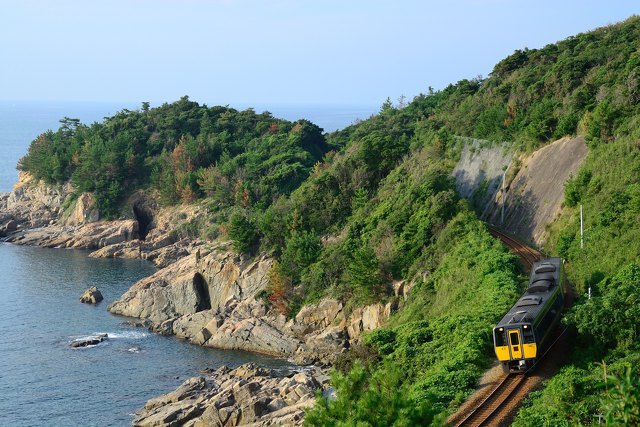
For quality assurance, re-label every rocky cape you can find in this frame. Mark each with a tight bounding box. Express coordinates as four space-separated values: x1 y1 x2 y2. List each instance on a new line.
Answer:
1 172 403 426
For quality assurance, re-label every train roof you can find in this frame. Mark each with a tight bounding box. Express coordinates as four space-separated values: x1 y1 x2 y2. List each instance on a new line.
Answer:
494 257 563 329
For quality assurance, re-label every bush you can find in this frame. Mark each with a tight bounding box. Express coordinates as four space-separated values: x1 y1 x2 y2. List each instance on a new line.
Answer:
304 361 441 427
603 366 640 426
265 261 293 316
569 264 640 354
280 230 322 281
227 212 259 254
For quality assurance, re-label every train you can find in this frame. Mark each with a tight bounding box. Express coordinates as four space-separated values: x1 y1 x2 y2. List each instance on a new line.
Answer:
493 257 565 373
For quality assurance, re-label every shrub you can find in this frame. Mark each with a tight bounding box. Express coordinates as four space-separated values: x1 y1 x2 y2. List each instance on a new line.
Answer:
227 212 259 254
305 361 441 427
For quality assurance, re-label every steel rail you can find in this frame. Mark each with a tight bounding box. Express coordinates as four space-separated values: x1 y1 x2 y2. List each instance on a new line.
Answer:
453 227 560 427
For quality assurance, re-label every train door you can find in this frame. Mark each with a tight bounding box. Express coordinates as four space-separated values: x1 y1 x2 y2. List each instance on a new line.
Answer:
508 329 523 359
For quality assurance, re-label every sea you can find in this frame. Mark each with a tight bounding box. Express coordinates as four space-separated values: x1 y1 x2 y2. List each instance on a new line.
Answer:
0 101 377 426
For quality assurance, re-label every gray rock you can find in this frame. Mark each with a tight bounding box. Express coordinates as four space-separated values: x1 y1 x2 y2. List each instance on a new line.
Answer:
70 333 108 348
133 364 325 427
79 286 103 304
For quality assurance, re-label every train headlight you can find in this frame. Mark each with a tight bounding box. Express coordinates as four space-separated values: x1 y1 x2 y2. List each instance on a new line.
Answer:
524 325 528 329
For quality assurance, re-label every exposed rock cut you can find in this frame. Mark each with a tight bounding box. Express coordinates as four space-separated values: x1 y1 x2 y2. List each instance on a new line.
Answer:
453 136 589 246
452 139 513 214
482 136 588 245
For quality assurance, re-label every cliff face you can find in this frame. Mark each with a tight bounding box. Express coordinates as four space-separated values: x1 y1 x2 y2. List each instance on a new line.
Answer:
454 136 588 246
483 136 588 246
452 139 513 214
1 172 71 230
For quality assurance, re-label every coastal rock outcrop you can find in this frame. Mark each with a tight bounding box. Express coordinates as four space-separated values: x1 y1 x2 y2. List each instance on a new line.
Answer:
108 244 396 364
108 245 271 324
0 192 8 210
3 172 71 229
80 286 103 304
346 301 396 342
7 219 139 249
1 175 189 267
133 363 328 427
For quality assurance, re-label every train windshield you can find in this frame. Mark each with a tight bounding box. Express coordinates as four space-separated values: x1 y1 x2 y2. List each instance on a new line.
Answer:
494 328 506 346
523 325 535 343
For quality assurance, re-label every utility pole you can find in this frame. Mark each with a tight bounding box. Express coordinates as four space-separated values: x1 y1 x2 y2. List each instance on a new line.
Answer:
580 204 584 249
501 162 511 226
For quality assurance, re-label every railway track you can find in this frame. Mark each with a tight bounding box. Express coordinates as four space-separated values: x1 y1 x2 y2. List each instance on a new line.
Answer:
488 226 541 270
450 227 548 427
453 326 567 427
453 374 526 427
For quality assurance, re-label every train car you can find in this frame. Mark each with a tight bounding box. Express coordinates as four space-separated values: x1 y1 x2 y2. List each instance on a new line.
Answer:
493 257 564 373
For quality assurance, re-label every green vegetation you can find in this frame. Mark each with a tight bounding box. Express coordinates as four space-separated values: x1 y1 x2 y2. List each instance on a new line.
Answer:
19 96 330 218
302 16 640 426
511 137 640 425
17 15 640 425
305 360 442 426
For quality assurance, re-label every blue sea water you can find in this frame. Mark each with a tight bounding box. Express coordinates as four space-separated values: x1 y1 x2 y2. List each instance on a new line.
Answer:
0 101 377 426
0 244 290 426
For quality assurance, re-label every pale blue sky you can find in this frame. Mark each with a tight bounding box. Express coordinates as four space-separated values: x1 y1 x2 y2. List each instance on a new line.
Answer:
0 1 637 107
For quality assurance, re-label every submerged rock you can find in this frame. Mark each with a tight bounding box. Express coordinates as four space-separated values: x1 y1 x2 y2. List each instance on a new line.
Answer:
80 287 103 304
70 333 108 348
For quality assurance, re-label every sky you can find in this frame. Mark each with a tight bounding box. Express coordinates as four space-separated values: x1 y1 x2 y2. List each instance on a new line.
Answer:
0 0 638 108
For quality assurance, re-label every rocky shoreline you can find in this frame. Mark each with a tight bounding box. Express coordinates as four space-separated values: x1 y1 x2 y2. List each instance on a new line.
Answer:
0 173 405 426
133 364 329 427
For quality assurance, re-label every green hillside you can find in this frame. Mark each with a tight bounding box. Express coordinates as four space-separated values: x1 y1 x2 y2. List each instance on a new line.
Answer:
18 15 640 425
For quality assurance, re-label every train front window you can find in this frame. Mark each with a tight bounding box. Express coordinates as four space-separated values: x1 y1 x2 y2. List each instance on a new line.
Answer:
523 325 535 343
510 331 519 345
494 329 506 346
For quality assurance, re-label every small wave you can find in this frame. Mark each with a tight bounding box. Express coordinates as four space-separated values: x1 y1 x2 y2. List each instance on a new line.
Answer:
71 343 101 350
69 333 108 342
103 331 150 340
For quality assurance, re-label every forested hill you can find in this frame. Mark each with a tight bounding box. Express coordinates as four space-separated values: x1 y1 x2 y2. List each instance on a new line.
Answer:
19 15 640 425
18 98 330 217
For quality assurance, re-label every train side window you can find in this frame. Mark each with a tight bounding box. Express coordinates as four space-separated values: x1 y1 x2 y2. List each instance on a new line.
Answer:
495 329 506 346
